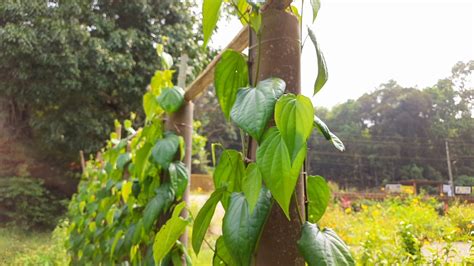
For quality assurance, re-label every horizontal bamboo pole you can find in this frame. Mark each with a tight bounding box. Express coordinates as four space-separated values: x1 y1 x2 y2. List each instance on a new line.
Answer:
184 26 249 101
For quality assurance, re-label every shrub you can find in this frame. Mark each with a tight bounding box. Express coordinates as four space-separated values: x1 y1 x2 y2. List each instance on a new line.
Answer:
0 176 67 229
447 202 474 239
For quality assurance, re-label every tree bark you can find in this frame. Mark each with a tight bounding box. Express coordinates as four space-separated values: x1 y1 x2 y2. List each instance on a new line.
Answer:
249 7 305 266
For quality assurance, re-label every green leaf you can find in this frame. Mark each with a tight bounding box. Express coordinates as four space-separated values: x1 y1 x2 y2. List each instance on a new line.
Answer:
249 12 262 33
275 94 314 162
152 132 181 169
313 115 345 151
168 161 189 200
132 179 141 198
143 91 160 119
222 189 272 265
290 143 307 182
297 222 355 266
121 180 133 203
157 86 185 113
307 175 330 223
143 184 174 231
213 236 236 266
256 128 293 218
192 187 226 255
231 78 286 142
116 152 131 170
215 50 249 120
213 149 245 208
232 0 250 25
153 202 191 264
308 28 328 95
242 163 262 213
203 0 223 47
310 0 321 22
134 142 152 179
313 115 331 140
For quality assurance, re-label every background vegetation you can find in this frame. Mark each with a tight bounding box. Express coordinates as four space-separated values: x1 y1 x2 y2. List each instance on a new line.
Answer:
196 61 474 189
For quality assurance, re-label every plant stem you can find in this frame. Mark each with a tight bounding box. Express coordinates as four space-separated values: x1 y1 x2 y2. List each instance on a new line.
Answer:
253 32 262 87
240 129 246 160
204 238 229 265
293 191 304 225
230 1 249 24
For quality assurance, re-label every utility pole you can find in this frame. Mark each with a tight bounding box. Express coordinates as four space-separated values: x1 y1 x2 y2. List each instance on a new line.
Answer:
445 140 454 196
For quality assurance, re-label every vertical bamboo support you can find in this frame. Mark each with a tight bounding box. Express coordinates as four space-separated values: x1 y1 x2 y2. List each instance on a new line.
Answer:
165 54 193 252
165 101 193 247
251 7 305 266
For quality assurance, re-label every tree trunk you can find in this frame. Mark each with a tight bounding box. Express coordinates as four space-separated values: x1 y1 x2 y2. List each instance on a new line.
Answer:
249 7 305 266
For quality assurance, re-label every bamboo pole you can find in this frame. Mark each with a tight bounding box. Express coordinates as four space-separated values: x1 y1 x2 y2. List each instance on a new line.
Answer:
184 26 249 101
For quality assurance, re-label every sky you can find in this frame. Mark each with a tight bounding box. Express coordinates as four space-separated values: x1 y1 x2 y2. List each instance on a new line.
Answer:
210 0 474 108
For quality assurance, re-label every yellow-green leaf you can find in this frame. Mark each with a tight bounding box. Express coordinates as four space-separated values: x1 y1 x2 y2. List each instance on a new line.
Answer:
121 181 133 203
203 0 223 47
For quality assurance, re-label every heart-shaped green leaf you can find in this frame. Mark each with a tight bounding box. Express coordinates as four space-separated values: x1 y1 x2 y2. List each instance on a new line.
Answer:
256 127 294 218
142 184 174 231
242 162 262 214
157 86 185 113
222 189 272 265
153 202 191 264
298 222 355 266
314 115 345 152
192 187 225 255
168 161 189 200
213 149 245 208
307 175 330 223
151 132 181 169
308 28 328 95
275 94 314 162
215 49 248 119
213 236 236 266
143 91 161 119
231 78 285 142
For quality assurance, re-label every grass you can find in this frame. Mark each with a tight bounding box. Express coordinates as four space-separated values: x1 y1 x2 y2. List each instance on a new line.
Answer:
1 194 472 265
0 224 68 265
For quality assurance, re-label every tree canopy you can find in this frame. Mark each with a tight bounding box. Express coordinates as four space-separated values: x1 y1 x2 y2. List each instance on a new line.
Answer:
0 0 210 163
308 61 474 189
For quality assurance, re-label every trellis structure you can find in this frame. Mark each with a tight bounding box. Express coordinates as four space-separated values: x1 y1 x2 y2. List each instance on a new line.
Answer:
168 3 306 264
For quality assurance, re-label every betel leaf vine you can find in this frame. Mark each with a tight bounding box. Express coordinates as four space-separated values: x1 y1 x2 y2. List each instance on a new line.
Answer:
197 0 354 265
231 78 285 142
66 48 196 265
308 27 328 95
215 49 249 119
297 222 355 265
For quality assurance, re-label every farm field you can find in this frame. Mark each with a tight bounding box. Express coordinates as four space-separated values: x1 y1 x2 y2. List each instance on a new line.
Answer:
2 194 472 265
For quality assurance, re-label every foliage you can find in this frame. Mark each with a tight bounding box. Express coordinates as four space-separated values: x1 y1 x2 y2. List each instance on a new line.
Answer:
0 0 211 163
0 222 69 265
319 196 474 264
309 61 474 189
194 1 352 265
66 58 193 264
0 176 67 229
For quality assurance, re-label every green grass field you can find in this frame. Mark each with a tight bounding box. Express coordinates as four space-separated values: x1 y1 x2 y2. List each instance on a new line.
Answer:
1 195 472 265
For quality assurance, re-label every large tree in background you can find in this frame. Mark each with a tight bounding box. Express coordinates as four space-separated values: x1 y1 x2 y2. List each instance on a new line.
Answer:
309 61 474 189
0 0 210 164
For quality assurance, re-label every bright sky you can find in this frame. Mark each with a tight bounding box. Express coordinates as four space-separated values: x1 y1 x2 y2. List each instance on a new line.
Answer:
210 0 474 108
